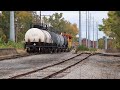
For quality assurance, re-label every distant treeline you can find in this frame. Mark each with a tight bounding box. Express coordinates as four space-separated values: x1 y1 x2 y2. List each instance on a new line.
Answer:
0 11 78 43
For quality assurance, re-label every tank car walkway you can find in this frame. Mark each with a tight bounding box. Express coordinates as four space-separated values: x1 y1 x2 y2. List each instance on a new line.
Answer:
60 53 120 79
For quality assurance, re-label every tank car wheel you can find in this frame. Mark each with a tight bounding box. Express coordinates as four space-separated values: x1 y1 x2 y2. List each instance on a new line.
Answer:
65 48 67 52
61 49 63 52
53 48 56 53
63 49 65 52
54 49 57 53
38 48 41 54
53 48 55 53
57 49 59 53
40 48 43 54
58 48 61 53
60 49 62 52
50 48 53 54
35 48 39 53
67 48 70 52
44 48 47 54
46 48 49 54
26 48 30 53
43 48 46 54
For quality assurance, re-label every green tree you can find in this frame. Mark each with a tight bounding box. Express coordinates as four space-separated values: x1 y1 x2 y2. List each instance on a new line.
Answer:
0 28 6 42
99 11 120 49
0 11 10 42
0 11 35 42
43 13 78 41
15 11 34 42
48 13 65 32
98 38 104 49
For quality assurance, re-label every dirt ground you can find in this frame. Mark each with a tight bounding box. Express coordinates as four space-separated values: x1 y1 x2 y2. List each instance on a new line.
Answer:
60 54 120 79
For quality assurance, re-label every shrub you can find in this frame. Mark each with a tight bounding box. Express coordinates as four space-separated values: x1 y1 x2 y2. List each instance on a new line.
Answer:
0 39 24 49
76 45 89 51
89 48 97 51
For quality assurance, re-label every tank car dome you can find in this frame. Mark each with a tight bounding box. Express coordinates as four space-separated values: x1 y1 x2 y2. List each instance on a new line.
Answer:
25 28 45 42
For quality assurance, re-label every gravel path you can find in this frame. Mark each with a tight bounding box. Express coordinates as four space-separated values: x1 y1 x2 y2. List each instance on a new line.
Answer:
1 52 120 79
0 52 76 79
60 54 120 79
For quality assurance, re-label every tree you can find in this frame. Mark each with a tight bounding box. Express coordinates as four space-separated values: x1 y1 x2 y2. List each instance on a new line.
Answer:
15 11 34 42
48 13 65 32
0 11 35 42
99 11 120 49
0 11 10 42
43 13 78 41
0 28 6 42
98 38 104 49
0 12 79 43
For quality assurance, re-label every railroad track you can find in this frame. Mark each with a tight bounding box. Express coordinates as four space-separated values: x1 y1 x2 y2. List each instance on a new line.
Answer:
8 53 95 79
99 53 120 57
0 53 39 61
0 49 70 61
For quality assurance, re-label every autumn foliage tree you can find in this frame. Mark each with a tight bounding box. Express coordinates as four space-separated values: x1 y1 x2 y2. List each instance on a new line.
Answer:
42 13 78 41
15 11 34 42
0 11 34 42
0 11 10 42
0 12 78 43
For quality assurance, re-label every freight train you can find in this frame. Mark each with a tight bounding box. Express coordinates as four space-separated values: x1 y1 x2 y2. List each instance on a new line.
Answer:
24 24 72 53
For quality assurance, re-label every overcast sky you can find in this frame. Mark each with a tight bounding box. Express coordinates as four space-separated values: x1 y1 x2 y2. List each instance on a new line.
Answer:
37 11 108 40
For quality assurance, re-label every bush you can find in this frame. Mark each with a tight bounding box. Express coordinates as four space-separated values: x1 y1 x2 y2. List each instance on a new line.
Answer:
0 38 4 44
76 45 97 52
0 39 24 49
89 48 97 51
76 45 89 51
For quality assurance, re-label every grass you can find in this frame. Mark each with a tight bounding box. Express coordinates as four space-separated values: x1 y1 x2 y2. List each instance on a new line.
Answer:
76 45 89 51
0 39 24 49
76 45 97 52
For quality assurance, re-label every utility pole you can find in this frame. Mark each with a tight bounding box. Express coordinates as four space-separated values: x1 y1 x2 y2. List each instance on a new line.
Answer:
0 11 2 16
92 17 94 48
40 11 41 25
79 11 82 45
105 36 107 50
10 11 15 42
88 11 90 48
87 11 89 48
41 15 51 27
86 11 88 47
89 13 91 48
96 22 98 49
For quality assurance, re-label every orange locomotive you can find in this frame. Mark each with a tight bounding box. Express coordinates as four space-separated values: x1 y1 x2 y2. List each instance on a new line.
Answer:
62 32 73 50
